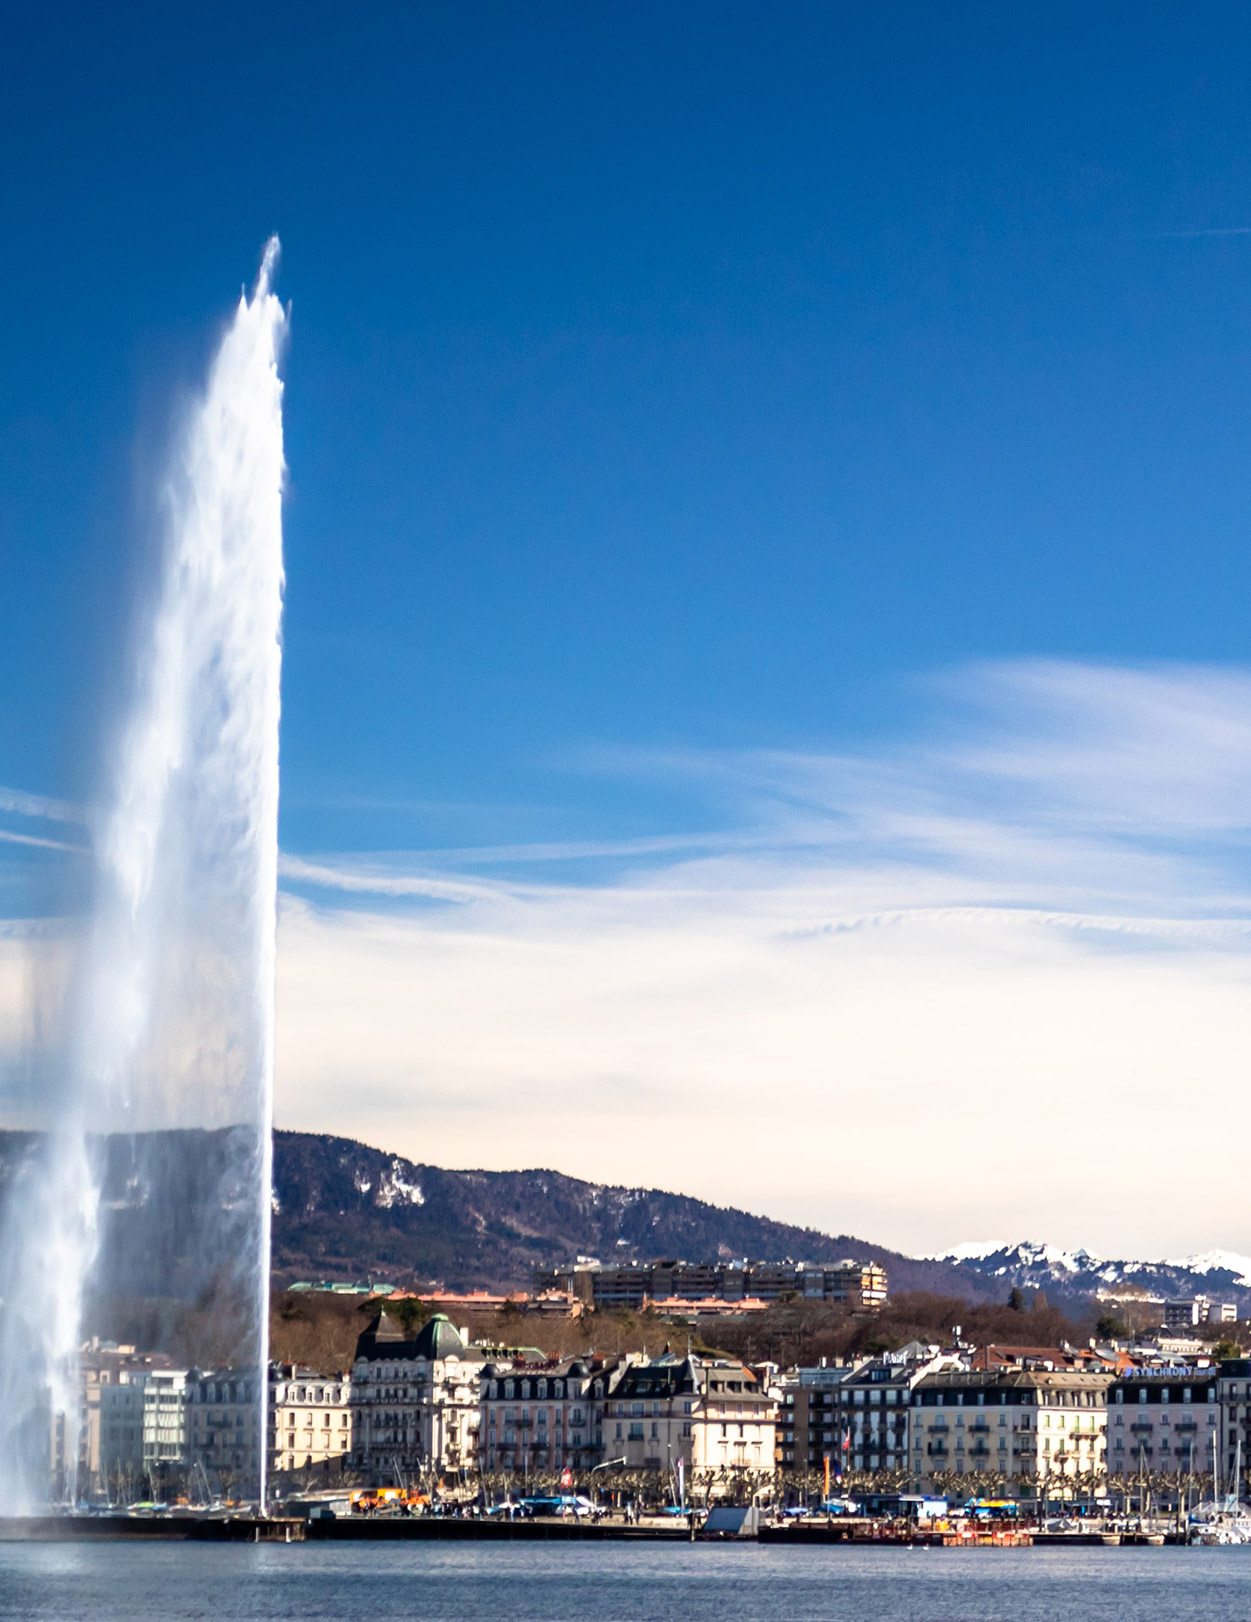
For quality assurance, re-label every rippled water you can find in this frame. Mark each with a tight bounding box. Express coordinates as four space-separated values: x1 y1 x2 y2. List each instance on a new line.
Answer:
2 1541 1250 1622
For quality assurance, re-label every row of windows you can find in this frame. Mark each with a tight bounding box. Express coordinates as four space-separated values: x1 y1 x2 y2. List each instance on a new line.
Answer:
1113 1387 1216 1404
788 1392 905 1411
614 1400 695 1417
490 1378 578 1400
490 1407 586 1425
917 1389 1101 1408
795 1381 1239 1411
192 1382 256 1404
1111 1411 1215 1425
486 1374 754 1404
1112 1437 1204 1452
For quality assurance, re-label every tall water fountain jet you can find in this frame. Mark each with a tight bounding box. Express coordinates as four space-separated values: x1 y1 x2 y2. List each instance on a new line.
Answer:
0 243 287 1512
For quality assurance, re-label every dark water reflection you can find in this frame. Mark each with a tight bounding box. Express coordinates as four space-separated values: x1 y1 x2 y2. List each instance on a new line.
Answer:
1 1540 1248 1622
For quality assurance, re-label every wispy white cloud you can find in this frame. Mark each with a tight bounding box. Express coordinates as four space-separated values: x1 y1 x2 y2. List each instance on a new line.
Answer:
277 854 504 905
7 662 1251 1257
931 661 1251 838
0 783 88 854
271 662 1251 1258
0 786 86 826
0 828 83 854
273 662 1251 917
376 832 740 867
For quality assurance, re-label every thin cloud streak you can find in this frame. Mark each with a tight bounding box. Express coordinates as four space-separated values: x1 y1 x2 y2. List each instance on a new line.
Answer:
271 662 1251 1256
6 661 1251 1254
0 828 83 854
0 786 86 826
277 853 505 905
326 661 1251 921
371 832 741 867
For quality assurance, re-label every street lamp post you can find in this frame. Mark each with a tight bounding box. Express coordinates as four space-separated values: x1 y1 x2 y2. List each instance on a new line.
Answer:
589 1455 629 1516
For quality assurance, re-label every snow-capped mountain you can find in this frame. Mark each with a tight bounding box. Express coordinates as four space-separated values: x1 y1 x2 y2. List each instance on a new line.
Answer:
928 1240 1251 1310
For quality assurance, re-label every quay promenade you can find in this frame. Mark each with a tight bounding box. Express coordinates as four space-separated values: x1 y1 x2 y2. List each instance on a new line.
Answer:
0 1511 1195 1547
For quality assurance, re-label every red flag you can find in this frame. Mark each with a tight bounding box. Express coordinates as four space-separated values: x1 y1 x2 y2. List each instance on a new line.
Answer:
560 1467 573 1488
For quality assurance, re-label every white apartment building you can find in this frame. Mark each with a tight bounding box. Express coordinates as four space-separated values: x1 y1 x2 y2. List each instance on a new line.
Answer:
142 1369 190 1478
912 1369 1112 1491
350 1311 484 1483
269 1364 352 1476
605 1352 777 1481
1164 1298 1238 1329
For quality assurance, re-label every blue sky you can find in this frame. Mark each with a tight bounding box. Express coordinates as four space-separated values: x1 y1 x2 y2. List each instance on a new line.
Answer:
5 5 1251 1251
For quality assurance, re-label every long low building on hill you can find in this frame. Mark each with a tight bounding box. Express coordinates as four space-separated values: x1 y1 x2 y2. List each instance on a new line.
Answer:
534 1256 887 1310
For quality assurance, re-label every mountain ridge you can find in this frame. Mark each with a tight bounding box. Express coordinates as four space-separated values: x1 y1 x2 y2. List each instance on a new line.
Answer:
4 1126 1243 1312
269 1130 991 1298
930 1239 1251 1314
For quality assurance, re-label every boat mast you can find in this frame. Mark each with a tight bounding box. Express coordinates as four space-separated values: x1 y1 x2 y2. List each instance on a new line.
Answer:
1213 1428 1220 1512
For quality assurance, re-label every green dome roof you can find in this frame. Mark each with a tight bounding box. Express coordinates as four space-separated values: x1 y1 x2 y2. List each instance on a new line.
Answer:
354 1308 479 1365
411 1312 465 1360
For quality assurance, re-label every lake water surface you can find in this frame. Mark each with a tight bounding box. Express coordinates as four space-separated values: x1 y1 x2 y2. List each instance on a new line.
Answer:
2 1540 1249 1621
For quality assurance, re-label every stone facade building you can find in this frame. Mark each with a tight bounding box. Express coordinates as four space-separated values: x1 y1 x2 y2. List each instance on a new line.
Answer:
349 1311 484 1483
268 1364 352 1478
478 1356 612 1474
605 1352 777 1481
1217 1358 1251 1486
777 1347 958 1478
186 1367 262 1491
911 1368 1113 1491
1106 1367 1219 1482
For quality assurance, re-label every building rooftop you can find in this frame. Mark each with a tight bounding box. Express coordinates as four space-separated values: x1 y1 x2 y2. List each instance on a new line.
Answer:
354 1311 484 1364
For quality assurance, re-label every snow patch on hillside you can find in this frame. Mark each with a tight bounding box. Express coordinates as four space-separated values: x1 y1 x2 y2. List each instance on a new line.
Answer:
929 1240 1095 1272
376 1159 425 1208
1163 1250 1251 1286
928 1238 1251 1294
935 1240 1011 1262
